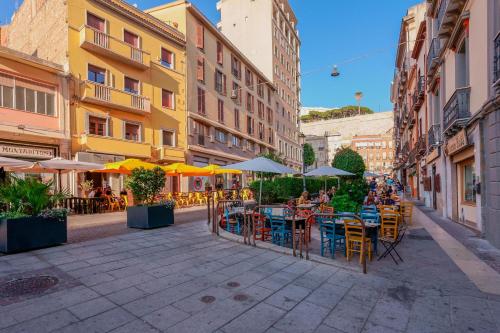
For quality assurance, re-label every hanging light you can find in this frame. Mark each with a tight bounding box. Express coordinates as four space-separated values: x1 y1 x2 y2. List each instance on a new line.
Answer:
331 65 340 77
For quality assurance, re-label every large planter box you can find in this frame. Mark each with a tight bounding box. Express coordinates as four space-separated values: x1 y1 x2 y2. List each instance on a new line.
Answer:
127 204 174 229
0 216 67 254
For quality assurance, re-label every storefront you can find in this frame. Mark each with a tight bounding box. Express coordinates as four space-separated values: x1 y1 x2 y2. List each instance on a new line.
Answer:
75 152 125 195
445 129 480 230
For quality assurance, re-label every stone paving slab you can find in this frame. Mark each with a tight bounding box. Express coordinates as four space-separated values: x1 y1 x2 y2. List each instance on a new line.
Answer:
0 217 500 333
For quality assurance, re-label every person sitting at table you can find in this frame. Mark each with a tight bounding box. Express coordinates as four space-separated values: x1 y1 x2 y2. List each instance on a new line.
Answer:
105 186 112 196
319 190 330 204
297 191 310 205
88 189 96 198
364 191 378 206
94 187 103 198
120 188 128 196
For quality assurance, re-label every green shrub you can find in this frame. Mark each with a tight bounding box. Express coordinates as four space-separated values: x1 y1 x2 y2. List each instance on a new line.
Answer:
126 167 166 205
331 194 359 213
336 178 369 204
332 147 366 178
0 176 67 217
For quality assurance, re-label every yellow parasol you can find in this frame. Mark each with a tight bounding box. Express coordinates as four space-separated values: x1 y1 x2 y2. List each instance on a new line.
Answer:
93 159 160 174
162 163 211 177
202 164 242 175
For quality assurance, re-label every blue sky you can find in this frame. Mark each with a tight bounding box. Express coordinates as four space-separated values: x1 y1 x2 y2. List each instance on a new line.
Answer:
2 0 421 111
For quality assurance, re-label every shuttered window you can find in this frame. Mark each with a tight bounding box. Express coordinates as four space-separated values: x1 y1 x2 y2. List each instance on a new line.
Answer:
161 48 174 69
196 24 204 49
162 89 174 109
197 56 205 82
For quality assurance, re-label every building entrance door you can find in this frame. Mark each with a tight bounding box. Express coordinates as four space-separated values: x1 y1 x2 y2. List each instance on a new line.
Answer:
432 165 437 210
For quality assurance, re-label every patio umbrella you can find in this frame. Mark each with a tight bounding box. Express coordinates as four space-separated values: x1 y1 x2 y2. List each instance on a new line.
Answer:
220 157 298 205
202 164 242 175
363 171 381 178
0 156 34 169
304 166 355 191
162 163 211 177
16 157 104 191
103 159 159 173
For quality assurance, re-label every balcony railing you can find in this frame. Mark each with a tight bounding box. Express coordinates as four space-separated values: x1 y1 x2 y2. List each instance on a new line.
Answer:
437 0 466 38
428 124 442 149
80 25 150 70
81 80 150 114
494 32 500 85
408 108 415 129
443 87 471 136
416 135 427 156
427 38 441 76
408 147 417 166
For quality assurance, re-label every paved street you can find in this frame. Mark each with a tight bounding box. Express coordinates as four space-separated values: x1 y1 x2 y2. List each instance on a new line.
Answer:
1 206 500 333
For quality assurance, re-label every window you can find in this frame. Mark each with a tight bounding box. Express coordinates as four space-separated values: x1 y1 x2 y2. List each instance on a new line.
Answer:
197 56 205 82
88 115 107 136
197 87 206 114
161 48 174 69
231 56 241 79
0 83 14 109
217 99 224 123
232 135 241 148
258 122 264 140
268 128 274 144
215 70 226 95
232 82 241 105
234 108 240 128
267 87 271 104
124 122 140 141
246 93 254 112
124 30 139 48
247 116 254 134
162 129 175 147
215 129 226 143
247 140 255 152
15 86 25 111
88 65 105 84
216 41 223 65
192 121 207 145
25 88 35 113
266 107 273 124
462 161 476 203
87 12 105 32
162 89 174 109
257 101 264 119
257 78 264 97
245 68 253 88
196 24 204 49
124 77 139 94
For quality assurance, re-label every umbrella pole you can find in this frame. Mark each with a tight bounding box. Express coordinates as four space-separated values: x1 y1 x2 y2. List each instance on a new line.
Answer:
58 169 62 193
259 172 263 207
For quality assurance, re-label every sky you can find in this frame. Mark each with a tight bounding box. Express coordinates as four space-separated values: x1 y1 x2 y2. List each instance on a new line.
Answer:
1 0 422 112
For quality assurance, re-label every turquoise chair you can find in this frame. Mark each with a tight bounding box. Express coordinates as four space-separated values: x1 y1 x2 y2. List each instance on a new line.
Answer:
318 215 345 258
269 215 291 247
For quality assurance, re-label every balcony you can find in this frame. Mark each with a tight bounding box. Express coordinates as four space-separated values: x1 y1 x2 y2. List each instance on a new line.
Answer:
80 25 150 70
408 147 417 166
81 80 151 115
408 108 415 129
402 142 409 160
428 124 442 149
437 0 467 38
416 135 427 157
412 75 425 112
443 87 470 136
427 38 441 77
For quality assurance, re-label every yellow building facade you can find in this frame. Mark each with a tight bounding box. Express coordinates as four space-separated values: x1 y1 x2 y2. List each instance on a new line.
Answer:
2 0 187 191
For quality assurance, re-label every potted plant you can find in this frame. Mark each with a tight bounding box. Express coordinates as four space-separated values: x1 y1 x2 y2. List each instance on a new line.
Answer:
79 179 93 198
0 177 68 254
126 167 175 229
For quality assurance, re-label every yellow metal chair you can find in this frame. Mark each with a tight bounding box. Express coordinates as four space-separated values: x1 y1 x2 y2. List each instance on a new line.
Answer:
106 195 120 212
194 192 207 205
120 195 128 210
344 219 372 263
380 212 400 240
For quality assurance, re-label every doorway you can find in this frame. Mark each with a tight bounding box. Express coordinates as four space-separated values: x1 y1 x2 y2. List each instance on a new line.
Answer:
432 165 437 210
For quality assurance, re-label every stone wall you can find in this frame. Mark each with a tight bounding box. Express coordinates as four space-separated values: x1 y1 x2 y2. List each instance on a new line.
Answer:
485 108 500 248
1 0 68 66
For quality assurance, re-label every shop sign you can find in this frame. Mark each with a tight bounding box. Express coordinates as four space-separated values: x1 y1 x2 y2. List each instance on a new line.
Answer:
0 143 55 159
426 148 440 164
446 129 468 156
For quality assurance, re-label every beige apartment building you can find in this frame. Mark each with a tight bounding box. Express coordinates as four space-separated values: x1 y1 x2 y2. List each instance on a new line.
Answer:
146 1 277 187
217 0 302 171
392 3 427 199
304 134 329 171
393 0 500 248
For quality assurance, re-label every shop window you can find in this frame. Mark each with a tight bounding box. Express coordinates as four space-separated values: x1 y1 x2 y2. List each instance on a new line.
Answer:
462 162 476 204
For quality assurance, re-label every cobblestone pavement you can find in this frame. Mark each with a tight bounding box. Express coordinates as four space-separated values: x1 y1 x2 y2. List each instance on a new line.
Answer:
1 214 500 332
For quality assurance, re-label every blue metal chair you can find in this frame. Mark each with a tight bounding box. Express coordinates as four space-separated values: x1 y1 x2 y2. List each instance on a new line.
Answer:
269 215 291 246
225 209 241 234
361 212 379 225
318 215 345 258
361 205 377 213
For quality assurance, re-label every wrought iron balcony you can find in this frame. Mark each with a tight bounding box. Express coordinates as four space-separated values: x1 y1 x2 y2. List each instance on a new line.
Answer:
494 32 500 85
408 108 415 129
402 142 409 158
416 135 427 156
443 87 471 136
408 147 417 166
428 124 442 149
437 0 467 38
427 38 441 76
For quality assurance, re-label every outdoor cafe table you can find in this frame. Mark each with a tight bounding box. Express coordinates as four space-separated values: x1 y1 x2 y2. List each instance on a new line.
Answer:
334 219 380 254
296 203 318 210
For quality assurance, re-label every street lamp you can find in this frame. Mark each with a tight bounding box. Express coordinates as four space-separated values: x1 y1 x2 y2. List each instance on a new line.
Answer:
355 91 363 115
299 132 306 192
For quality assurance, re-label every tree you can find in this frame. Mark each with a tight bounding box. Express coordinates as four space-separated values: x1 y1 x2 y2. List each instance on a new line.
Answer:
303 143 315 167
332 147 366 178
126 167 166 205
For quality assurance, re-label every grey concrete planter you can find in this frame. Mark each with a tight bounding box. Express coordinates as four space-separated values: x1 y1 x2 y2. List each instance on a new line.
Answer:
127 204 174 229
0 216 67 254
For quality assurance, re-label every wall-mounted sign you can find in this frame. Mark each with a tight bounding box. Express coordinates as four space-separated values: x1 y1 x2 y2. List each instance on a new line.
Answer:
0 143 55 159
426 148 440 164
446 129 468 156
